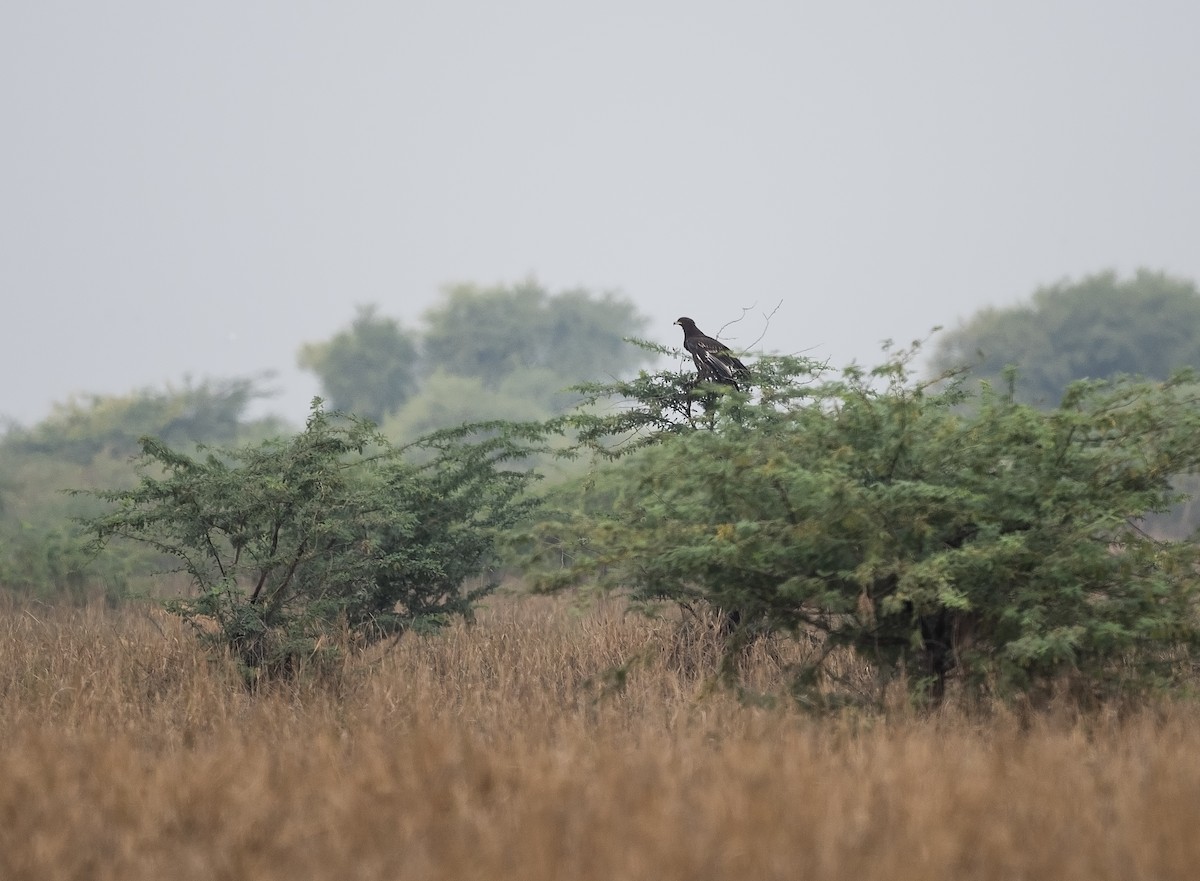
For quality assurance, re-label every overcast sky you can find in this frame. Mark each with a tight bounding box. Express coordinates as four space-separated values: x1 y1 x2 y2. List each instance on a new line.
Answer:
3 1 1198 427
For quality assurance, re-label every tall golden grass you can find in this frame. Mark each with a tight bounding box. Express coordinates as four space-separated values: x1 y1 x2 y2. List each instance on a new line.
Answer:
2 593 1199 880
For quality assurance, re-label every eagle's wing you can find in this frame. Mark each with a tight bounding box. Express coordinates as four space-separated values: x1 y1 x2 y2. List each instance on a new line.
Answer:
686 336 749 387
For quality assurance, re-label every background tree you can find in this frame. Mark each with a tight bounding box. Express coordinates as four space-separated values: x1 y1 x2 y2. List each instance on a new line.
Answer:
297 305 419 423
383 371 549 444
0 377 283 600
299 280 654 438
930 269 1200 404
5 376 279 464
420 280 652 391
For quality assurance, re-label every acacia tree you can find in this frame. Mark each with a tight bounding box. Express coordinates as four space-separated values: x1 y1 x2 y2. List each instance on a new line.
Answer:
82 405 542 683
533 341 1200 705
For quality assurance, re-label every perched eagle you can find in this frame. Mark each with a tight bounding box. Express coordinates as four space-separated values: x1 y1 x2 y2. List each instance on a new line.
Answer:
674 317 750 389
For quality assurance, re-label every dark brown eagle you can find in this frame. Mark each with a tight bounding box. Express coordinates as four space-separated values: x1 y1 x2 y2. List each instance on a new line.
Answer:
674 317 750 389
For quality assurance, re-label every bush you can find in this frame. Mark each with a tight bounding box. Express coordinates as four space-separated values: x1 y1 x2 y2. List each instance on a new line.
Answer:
532 341 1200 706
81 405 542 684
0 523 106 602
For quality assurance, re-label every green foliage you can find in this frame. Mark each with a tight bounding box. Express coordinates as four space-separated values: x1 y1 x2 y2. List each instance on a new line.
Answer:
297 305 419 423
4 376 281 464
0 378 284 600
297 281 654 442
532 339 1200 706
80 404 541 684
382 371 549 445
0 522 102 602
932 269 1200 405
421 280 652 391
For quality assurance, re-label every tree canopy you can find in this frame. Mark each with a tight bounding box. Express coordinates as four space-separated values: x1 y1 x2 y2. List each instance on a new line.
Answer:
930 269 1200 404
531 339 1200 705
296 305 419 423
0 377 284 599
422 280 652 391
4 376 279 464
81 405 543 683
298 281 653 432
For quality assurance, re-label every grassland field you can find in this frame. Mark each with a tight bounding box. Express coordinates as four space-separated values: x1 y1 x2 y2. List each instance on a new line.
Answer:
2 591 1199 881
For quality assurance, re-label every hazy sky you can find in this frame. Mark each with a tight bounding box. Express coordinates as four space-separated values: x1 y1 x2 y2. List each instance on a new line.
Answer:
3 1 1198 426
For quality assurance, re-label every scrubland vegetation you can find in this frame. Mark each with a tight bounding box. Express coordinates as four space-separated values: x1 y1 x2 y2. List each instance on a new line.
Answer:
4 593 1200 881
9 275 1200 878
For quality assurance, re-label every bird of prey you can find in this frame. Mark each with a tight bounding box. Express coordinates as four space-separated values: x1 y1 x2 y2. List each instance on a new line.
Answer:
674 317 750 389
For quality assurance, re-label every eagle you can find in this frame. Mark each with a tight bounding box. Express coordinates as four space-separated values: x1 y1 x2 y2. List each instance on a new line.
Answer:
674 317 750 389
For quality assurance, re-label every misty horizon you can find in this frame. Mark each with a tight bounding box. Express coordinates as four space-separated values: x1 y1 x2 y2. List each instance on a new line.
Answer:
4 2 1198 427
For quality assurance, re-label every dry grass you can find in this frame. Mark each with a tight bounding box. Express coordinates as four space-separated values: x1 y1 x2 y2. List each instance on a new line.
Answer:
2 593 1200 880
